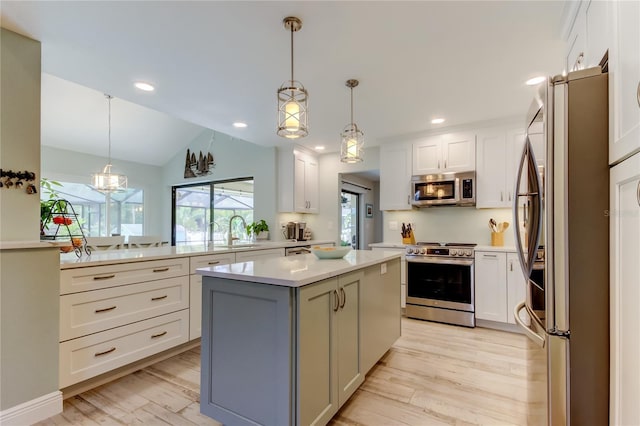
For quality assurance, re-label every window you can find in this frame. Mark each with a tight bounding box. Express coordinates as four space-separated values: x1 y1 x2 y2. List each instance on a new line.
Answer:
40 180 144 237
172 178 254 245
341 191 359 249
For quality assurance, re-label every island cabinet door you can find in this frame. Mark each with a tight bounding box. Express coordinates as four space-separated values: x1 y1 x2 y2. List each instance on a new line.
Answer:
337 270 364 406
298 277 340 426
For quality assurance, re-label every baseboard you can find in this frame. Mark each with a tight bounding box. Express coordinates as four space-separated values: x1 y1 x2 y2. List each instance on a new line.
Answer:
476 319 523 334
0 391 62 425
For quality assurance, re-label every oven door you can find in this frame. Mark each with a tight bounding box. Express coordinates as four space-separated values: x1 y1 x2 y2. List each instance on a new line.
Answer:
406 257 474 312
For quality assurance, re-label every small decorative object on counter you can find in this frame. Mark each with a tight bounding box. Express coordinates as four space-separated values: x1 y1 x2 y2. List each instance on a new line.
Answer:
489 219 509 246
246 219 270 241
401 222 416 245
40 198 91 257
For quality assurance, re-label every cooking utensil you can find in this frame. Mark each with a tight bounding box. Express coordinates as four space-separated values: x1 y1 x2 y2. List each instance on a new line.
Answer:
500 222 510 232
489 218 498 232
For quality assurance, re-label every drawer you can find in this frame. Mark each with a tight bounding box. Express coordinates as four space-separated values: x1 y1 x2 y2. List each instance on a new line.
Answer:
60 257 189 295
190 253 235 274
60 276 189 341
59 309 189 388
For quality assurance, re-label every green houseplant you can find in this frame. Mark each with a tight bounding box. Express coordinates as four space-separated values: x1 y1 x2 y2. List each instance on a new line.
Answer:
246 219 269 241
40 178 64 234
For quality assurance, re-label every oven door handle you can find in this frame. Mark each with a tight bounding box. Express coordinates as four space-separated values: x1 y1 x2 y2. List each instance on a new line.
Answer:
406 257 474 266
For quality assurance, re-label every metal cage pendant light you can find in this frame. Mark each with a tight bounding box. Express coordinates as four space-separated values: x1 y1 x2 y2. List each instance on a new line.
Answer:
91 94 128 192
277 16 308 139
340 79 364 163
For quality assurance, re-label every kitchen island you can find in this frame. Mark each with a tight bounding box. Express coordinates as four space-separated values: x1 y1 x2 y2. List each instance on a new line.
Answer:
197 250 402 426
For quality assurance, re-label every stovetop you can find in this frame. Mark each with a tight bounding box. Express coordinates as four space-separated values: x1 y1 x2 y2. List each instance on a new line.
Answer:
406 242 476 258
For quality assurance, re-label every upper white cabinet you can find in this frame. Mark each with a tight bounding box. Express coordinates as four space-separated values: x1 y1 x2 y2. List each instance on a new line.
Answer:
412 132 475 175
610 151 640 426
379 141 413 211
609 0 640 164
476 127 525 208
566 2 587 72
278 147 319 213
565 0 611 72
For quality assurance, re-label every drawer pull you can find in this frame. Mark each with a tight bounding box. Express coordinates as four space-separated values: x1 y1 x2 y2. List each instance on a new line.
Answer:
93 274 115 281
94 347 116 357
95 306 117 313
151 331 167 339
208 261 220 265
483 254 498 258
151 295 168 301
153 267 170 273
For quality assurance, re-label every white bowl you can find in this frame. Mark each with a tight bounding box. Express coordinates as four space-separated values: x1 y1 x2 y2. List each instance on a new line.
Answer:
311 246 351 259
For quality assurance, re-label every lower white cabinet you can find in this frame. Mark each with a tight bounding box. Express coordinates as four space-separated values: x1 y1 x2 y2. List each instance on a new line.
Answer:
235 247 285 262
475 250 527 325
298 270 364 425
189 253 236 340
610 152 640 426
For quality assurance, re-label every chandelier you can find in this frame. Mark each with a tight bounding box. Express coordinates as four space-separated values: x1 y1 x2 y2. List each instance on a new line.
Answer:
340 79 364 163
91 94 127 192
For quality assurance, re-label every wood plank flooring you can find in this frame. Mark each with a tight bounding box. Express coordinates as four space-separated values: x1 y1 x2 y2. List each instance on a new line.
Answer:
36 318 545 426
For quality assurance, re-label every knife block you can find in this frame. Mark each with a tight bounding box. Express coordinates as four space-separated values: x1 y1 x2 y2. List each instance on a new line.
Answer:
402 232 416 245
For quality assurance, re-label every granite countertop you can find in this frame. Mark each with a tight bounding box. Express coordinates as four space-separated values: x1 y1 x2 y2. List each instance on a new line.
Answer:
59 240 335 269
197 250 402 288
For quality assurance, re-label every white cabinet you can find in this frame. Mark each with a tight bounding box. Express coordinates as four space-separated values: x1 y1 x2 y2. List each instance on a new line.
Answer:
610 152 640 426
566 2 587 72
474 251 508 322
609 0 640 164
278 147 319 213
189 253 235 340
585 0 611 67
476 127 525 208
298 271 364 425
379 141 413 210
371 246 406 307
413 132 475 175
506 253 528 326
235 247 285 262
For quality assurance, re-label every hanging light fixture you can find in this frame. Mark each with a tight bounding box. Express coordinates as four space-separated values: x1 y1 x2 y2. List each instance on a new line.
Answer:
340 79 364 163
91 94 128 192
277 16 308 139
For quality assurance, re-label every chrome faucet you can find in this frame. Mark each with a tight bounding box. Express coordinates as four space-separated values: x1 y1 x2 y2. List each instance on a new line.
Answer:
227 215 247 246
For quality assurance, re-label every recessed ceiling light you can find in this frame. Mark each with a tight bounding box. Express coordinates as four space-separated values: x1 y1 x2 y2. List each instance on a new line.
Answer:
431 118 445 124
134 82 155 91
525 76 546 86
233 122 248 128
315 146 325 150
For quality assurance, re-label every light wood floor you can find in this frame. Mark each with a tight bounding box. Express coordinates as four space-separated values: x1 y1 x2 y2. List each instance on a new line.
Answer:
36 318 545 426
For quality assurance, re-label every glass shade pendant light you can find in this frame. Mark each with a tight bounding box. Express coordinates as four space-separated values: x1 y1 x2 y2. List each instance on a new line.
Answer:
91 94 128 192
277 16 308 139
340 79 364 163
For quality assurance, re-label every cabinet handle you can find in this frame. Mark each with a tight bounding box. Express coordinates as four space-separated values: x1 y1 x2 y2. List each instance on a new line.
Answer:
438 160 440 169
151 331 167 339
95 306 116 313
151 295 167 301
153 267 169 273
508 192 512 201
207 261 220 265
407 195 410 205
444 159 447 169
637 81 640 108
339 287 346 309
94 347 116 357
501 191 504 202
93 274 115 281
333 290 340 312
637 180 640 206
510 260 513 271
483 254 497 258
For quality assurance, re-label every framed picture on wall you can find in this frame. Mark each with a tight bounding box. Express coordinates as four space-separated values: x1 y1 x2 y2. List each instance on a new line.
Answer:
366 203 373 218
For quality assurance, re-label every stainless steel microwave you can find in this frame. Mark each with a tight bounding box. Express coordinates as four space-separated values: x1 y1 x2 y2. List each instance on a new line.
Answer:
411 171 475 207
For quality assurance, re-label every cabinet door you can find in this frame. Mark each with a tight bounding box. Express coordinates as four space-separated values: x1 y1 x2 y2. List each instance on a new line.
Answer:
476 130 507 208
586 0 611 67
441 132 476 172
298 278 339 426
566 4 587 72
506 253 528 326
412 136 441 175
337 271 364 406
294 155 307 212
305 157 319 213
380 142 413 210
474 251 507 322
610 152 640 426
609 0 640 164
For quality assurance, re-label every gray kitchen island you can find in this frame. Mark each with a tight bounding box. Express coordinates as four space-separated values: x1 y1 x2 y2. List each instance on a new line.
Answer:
197 250 401 426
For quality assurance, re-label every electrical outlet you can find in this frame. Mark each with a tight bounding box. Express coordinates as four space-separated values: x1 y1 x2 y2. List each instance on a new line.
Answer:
389 221 398 231
381 263 387 274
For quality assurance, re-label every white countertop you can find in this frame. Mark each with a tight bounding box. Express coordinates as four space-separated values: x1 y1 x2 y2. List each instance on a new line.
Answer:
370 242 518 253
0 240 68 250
59 240 335 269
197 250 402 288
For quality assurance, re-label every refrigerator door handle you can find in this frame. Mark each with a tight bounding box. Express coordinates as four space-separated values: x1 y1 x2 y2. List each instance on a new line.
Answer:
514 302 546 347
513 142 530 277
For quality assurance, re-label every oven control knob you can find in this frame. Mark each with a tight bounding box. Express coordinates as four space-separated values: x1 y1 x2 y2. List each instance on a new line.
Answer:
406 248 413 254
450 249 458 256
464 249 472 256
419 248 426 254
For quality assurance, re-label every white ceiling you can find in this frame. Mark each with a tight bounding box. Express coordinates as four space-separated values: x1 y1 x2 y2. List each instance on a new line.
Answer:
1 1 567 166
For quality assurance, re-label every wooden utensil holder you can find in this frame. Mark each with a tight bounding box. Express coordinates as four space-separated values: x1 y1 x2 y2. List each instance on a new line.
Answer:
491 231 504 246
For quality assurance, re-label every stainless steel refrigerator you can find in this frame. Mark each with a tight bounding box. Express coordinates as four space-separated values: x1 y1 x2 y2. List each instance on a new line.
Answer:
513 66 609 425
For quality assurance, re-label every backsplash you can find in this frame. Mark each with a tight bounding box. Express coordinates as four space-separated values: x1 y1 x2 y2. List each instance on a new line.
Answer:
383 207 516 246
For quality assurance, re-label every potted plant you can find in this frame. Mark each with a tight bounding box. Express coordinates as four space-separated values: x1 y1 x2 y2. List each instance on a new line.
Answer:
40 178 64 234
246 219 269 241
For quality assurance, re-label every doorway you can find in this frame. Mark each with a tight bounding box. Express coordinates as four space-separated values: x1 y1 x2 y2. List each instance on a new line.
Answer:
341 190 359 249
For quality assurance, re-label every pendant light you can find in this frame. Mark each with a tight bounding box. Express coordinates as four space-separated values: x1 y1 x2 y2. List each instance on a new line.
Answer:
91 94 128 192
340 79 364 163
277 16 308 139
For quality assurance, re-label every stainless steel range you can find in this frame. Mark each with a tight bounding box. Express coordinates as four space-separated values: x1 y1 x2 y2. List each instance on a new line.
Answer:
405 242 476 327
